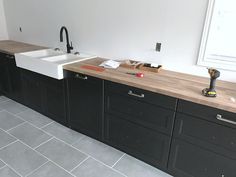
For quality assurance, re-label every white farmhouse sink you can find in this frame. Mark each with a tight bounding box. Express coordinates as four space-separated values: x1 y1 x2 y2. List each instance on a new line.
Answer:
21 49 64 58
15 49 97 80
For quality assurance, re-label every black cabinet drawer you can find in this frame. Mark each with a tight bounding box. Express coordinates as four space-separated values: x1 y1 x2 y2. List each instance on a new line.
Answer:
105 92 175 135
174 113 236 154
105 114 171 170
178 100 236 129
105 81 177 110
168 139 236 177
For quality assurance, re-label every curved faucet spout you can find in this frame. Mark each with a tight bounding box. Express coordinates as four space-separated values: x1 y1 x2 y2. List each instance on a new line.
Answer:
60 26 73 53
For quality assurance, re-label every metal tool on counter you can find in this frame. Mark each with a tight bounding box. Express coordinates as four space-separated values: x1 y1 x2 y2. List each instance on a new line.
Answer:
202 68 220 97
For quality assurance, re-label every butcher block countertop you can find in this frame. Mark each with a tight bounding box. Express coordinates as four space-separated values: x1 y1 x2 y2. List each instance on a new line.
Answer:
0 40 46 55
64 58 236 113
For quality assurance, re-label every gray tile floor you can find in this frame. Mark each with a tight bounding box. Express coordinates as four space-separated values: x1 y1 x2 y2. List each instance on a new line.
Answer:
0 96 173 177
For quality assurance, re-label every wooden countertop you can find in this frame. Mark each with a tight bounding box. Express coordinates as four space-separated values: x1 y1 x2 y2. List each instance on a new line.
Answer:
0 40 46 55
64 58 236 113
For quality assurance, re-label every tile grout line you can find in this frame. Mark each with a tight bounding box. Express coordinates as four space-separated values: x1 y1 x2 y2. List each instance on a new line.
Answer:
0 165 6 170
69 156 90 173
0 138 19 151
111 153 126 168
33 137 54 150
6 122 27 132
6 164 23 177
39 121 55 129
90 157 128 177
24 161 49 177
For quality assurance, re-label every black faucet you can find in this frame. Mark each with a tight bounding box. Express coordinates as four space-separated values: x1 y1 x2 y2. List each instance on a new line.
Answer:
60 26 73 53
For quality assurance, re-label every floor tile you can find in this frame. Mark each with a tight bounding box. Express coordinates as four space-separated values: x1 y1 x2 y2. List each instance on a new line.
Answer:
0 100 28 114
27 162 74 177
0 111 25 131
0 96 9 103
0 160 5 168
0 129 16 149
17 109 53 128
72 157 124 177
73 136 124 166
42 122 84 144
113 155 172 177
8 123 52 148
36 138 87 171
0 166 20 177
0 141 48 176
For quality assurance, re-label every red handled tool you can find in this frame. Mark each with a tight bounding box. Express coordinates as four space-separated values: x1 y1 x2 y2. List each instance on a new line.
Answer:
126 72 144 78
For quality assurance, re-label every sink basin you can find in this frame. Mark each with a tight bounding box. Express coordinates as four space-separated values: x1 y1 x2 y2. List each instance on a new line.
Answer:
20 49 64 58
15 49 97 80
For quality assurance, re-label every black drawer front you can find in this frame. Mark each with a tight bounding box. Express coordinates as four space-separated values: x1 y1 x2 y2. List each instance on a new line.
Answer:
105 93 175 135
168 139 236 177
105 81 177 110
105 114 171 170
178 100 236 129
174 113 236 154
64 70 101 84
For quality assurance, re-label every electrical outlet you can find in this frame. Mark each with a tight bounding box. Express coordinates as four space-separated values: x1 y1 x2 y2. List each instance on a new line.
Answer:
156 43 162 52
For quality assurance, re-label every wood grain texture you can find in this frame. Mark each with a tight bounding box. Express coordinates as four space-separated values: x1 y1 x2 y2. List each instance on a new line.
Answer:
0 40 46 55
64 58 236 113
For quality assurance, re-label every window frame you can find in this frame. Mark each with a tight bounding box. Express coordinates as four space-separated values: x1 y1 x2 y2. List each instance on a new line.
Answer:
197 0 236 71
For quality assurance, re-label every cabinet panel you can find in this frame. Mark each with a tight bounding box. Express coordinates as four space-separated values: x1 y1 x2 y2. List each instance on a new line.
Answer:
174 113 236 153
42 76 67 125
21 69 43 112
168 139 236 177
178 100 236 129
67 72 103 140
105 114 171 170
105 92 175 135
0 53 11 94
105 81 177 110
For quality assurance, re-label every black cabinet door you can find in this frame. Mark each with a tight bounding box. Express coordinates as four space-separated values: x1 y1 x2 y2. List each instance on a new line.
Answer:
0 53 11 95
66 72 103 140
21 69 43 112
7 57 22 102
105 113 171 171
0 53 22 101
168 139 236 177
42 76 67 125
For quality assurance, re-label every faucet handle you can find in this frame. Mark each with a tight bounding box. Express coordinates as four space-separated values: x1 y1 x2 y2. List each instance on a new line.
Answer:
70 42 74 49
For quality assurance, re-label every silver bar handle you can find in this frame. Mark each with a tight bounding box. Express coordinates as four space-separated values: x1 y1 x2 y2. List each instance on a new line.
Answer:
6 55 14 59
216 114 236 125
75 74 88 80
128 90 144 98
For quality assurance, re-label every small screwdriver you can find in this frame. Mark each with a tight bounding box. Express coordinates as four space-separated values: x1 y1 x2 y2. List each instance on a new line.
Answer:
126 72 144 78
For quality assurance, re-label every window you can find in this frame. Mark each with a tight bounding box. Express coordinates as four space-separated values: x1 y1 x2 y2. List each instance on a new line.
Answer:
198 0 236 71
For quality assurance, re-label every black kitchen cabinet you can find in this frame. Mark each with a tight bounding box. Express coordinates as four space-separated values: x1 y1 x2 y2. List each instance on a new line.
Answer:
21 69 67 125
168 100 236 177
168 139 236 177
0 52 11 95
65 71 104 140
21 69 43 112
41 76 67 125
104 81 177 170
0 52 22 101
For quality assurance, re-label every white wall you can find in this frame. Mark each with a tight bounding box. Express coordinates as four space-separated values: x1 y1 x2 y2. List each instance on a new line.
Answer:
0 0 8 39
3 0 236 82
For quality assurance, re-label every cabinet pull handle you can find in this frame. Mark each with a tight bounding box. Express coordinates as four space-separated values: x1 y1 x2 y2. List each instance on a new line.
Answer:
216 114 236 125
128 90 144 98
75 74 88 80
6 55 14 59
